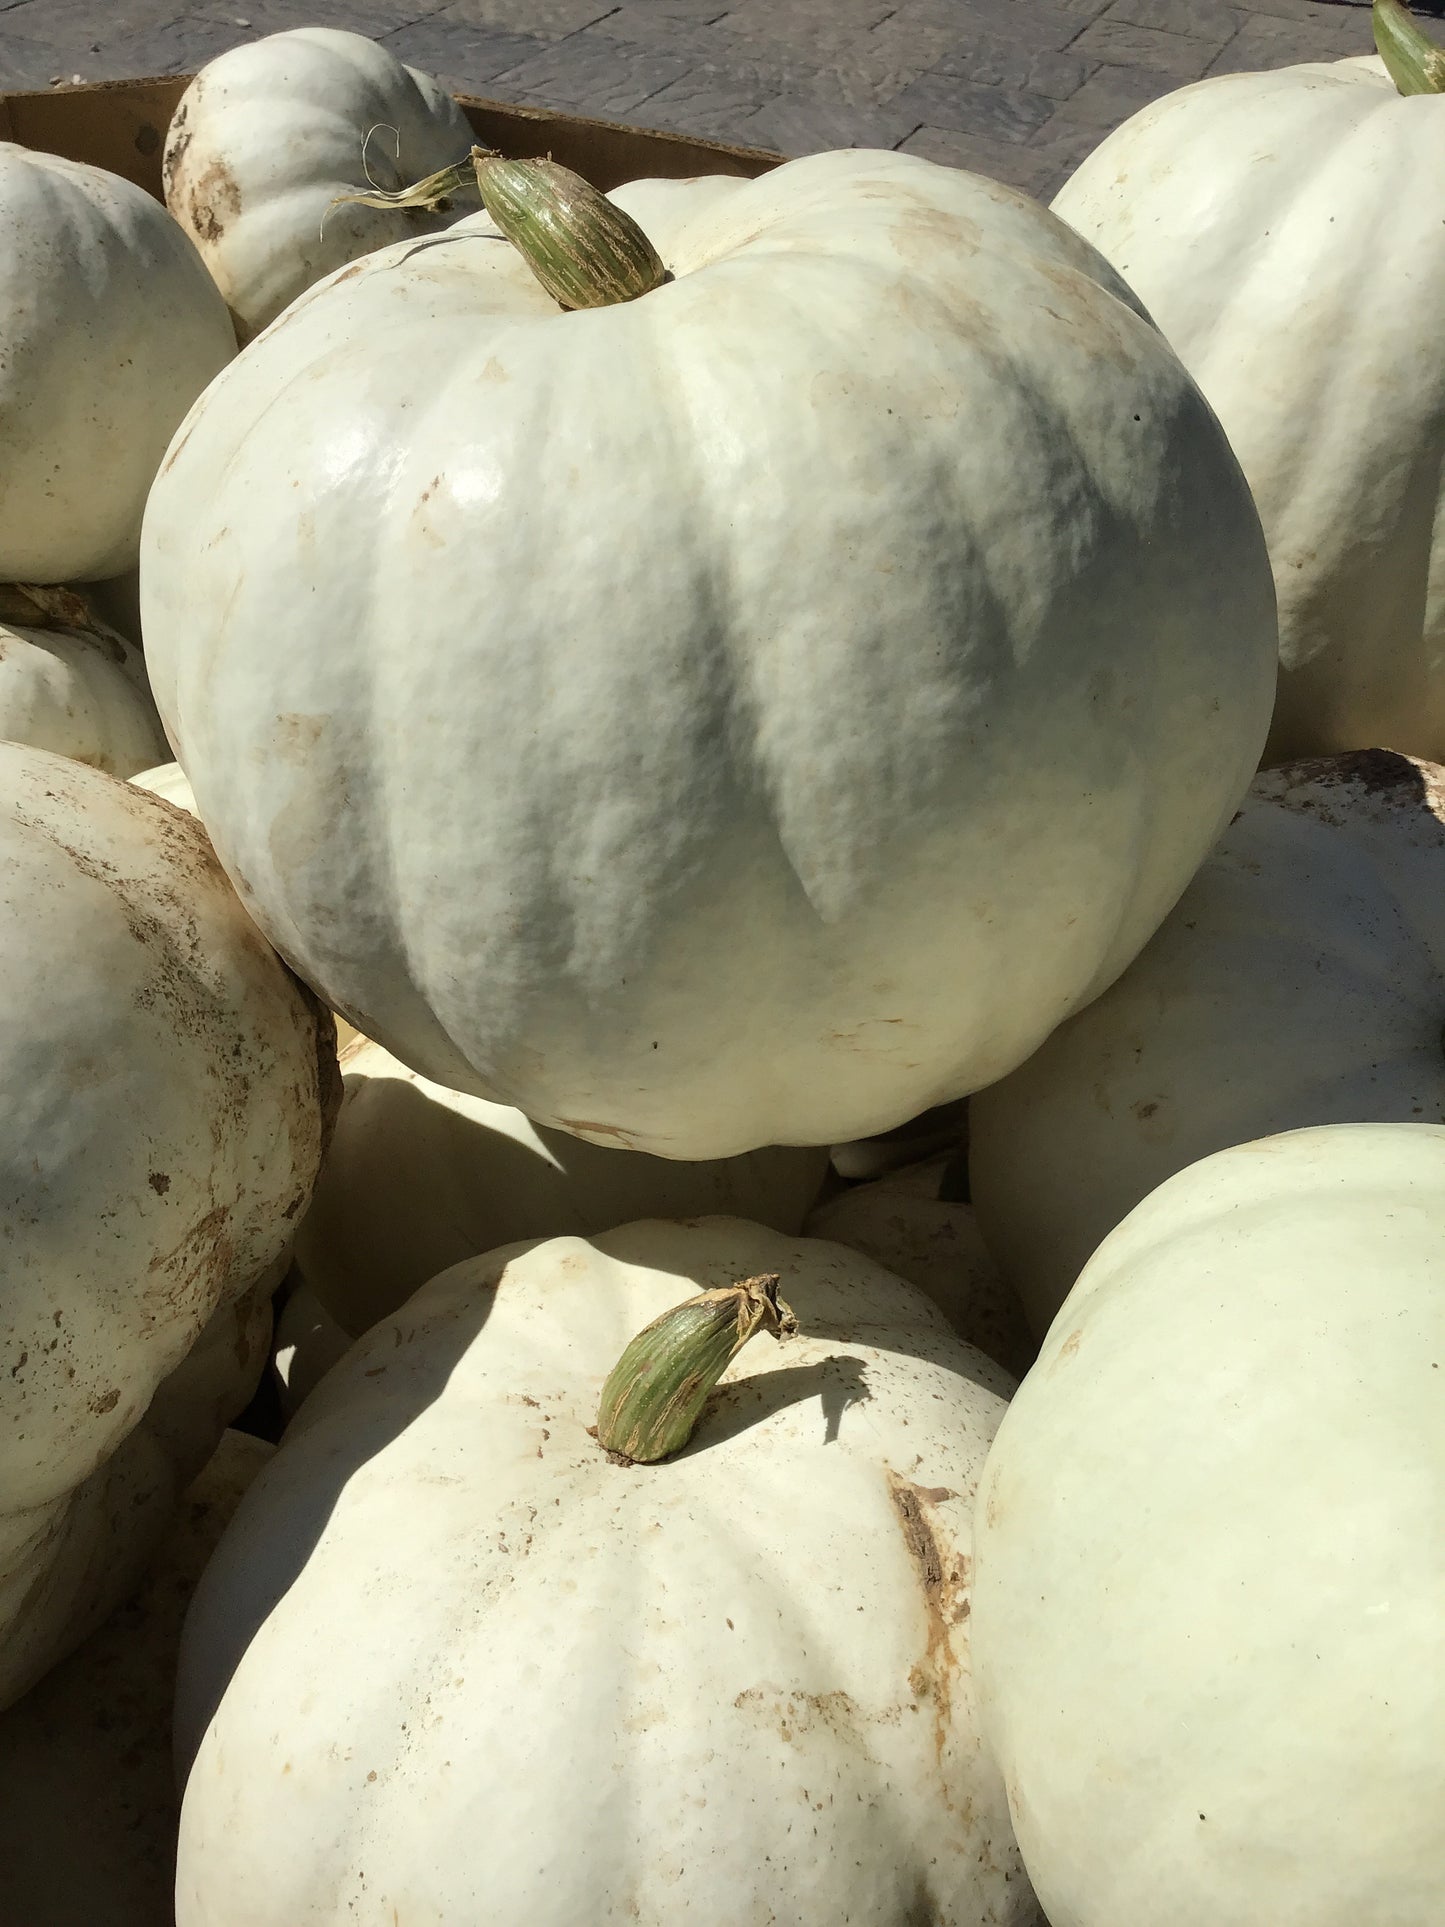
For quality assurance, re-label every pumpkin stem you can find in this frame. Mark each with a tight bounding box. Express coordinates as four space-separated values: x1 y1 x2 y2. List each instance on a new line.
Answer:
595 1273 798 1464
330 145 669 310
1374 0 1445 94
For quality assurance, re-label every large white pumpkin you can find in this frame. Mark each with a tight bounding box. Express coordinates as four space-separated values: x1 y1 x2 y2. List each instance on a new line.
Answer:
294 1034 829 1339
175 1217 1040 1924
972 1123 1445 1926
0 1430 271 1927
972 748 1445 1334
1052 54 1445 763
0 584 167 776
163 26 472 341
0 744 337 1706
142 148 1277 1158
0 143 235 583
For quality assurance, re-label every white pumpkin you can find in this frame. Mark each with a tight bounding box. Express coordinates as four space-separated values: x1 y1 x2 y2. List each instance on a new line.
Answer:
972 748 1445 1335
130 757 198 814
1052 54 1445 763
972 1122 1445 1926
175 1217 1039 1924
0 143 234 583
294 1034 829 1339
0 1430 270 1927
163 26 472 340
805 1155 1034 1376
0 584 167 775
142 148 1276 1159
0 744 337 1707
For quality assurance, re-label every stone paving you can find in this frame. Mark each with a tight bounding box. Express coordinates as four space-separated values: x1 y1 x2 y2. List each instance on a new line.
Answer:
0 0 1394 200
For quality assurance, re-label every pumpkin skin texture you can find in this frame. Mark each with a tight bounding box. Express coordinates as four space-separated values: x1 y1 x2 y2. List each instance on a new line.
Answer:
0 145 235 583
0 745 338 1707
972 1123 1445 1927
805 1156 1034 1377
174 1218 1039 1926
971 748 1445 1336
0 603 167 776
131 761 366 1053
163 27 472 342
141 149 1277 1160
294 1034 830 1339
1053 56 1445 765
0 1430 271 1927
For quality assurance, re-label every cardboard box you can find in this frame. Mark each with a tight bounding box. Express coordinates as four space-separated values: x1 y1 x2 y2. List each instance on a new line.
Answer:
0 73 782 198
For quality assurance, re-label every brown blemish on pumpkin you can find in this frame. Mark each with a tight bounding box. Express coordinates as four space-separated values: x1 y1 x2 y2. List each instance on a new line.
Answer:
147 1171 171 1195
732 1684 863 1745
162 99 191 195
1059 1329 1082 1360
90 1387 121 1415
887 201 982 271
178 155 243 246
274 714 326 763
888 1473 970 1781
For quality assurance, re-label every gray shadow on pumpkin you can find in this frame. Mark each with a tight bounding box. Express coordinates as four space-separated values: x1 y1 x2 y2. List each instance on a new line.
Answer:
172 1284 500 1781
686 1354 872 1454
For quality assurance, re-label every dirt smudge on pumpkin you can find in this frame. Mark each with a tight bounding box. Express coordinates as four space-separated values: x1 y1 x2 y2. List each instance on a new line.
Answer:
274 714 326 763
162 98 192 195
732 1684 865 1746
887 201 982 272
177 155 243 246
888 1472 971 1788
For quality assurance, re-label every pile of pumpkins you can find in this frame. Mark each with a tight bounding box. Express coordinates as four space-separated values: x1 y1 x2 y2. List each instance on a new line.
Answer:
1 3 1442 1921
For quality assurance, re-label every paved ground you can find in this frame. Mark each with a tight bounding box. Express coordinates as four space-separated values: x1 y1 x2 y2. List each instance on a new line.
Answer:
0 0 1393 200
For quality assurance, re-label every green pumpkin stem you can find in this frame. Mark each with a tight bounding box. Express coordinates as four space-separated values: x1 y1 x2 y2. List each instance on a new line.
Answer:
1374 0 1445 94
330 145 668 310
595 1273 798 1464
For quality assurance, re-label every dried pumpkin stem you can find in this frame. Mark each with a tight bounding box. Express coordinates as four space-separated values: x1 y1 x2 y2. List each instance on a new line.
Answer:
0 582 119 641
1374 0 1445 94
330 144 668 310
596 1273 798 1464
